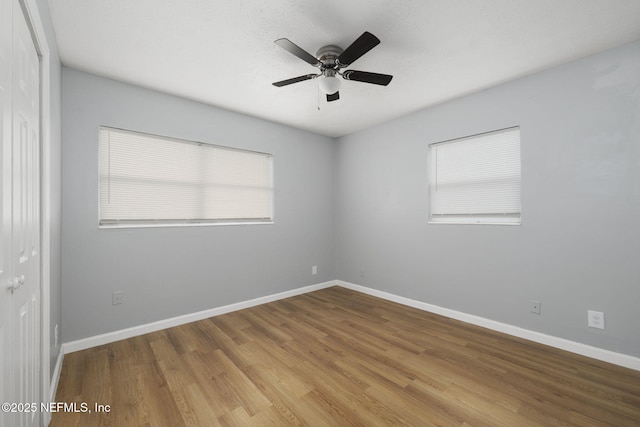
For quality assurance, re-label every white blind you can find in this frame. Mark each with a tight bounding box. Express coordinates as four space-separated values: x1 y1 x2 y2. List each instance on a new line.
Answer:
429 127 521 224
99 127 273 226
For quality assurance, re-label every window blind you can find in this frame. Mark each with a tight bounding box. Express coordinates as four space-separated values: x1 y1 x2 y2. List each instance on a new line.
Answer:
429 127 521 224
99 127 273 226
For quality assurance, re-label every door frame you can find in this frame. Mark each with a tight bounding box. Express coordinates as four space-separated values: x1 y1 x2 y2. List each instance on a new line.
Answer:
17 0 52 423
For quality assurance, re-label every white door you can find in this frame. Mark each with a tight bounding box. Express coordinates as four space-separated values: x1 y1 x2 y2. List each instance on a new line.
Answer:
1 0 41 426
1 0 15 422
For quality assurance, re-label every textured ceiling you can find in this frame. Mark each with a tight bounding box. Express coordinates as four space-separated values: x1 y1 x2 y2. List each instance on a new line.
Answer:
48 0 640 137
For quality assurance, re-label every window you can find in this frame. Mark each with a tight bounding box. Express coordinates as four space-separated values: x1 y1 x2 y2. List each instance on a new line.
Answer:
99 127 273 227
428 127 521 225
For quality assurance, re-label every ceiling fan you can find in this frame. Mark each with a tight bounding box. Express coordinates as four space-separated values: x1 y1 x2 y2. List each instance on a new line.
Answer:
272 31 393 102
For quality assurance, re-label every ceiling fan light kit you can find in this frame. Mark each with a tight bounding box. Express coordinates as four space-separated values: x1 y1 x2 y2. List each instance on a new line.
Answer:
273 31 393 102
318 75 341 95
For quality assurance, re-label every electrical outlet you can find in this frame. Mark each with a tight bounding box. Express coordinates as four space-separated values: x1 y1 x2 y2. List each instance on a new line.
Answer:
530 300 541 314
588 310 604 329
312 265 317 275
112 291 124 305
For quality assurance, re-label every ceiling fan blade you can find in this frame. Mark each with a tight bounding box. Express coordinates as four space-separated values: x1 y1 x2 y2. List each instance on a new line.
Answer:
342 70 393 86
337 31 380 67
274 38 321 66
326 92 340 102
272 74 318 87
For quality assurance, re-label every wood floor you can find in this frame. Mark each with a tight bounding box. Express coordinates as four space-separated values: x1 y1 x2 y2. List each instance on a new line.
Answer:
51 287 640 426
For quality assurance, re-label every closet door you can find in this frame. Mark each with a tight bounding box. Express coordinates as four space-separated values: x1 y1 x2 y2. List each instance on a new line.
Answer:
12 0 41 425
1 0 41 425
0 0 15 423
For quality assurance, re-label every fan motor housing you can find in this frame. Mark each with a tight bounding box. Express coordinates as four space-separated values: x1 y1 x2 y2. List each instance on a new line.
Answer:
316 45 343 68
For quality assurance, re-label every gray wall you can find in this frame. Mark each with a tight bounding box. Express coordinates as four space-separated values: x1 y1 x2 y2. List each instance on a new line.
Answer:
61 68 336 342
34 0 63 378
335 41 640 357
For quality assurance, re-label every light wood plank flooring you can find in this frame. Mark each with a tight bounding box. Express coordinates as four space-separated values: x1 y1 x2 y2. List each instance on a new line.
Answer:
51 287 640 426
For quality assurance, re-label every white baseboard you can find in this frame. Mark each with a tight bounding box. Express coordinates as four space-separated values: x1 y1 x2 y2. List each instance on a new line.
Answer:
336 280 640 372
49 347 64 400
62 280 337 354
43 347 64 425
61 279 639 372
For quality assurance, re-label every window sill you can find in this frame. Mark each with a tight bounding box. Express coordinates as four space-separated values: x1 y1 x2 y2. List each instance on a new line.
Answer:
428 221 520 226
99 221 274 229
